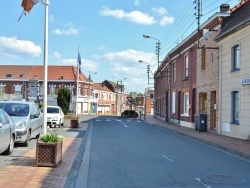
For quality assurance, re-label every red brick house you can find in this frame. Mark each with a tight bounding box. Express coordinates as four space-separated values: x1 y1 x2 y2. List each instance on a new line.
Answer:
0 65 97 114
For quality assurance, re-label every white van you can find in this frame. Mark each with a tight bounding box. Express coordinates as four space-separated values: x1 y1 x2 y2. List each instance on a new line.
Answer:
0 101 43 147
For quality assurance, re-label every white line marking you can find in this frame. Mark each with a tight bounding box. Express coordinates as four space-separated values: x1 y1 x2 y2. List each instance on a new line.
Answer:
161 154 173 162
96 119 101 121
195 178 212 188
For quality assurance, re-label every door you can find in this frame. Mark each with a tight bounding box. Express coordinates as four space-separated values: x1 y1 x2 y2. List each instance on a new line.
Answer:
0 110 10 149
210 91 217 130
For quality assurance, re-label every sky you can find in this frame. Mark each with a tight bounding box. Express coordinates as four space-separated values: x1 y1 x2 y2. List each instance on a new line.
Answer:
0 0 240 93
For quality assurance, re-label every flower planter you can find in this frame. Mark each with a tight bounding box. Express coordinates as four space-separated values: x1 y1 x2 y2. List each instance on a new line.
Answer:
70 119 79 128
35 141 62 167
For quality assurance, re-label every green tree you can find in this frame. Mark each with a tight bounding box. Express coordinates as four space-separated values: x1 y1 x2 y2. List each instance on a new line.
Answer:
57 87 71 115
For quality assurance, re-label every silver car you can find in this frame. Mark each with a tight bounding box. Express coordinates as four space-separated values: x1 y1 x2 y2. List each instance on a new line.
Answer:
0 109 15 155
0 101 43 147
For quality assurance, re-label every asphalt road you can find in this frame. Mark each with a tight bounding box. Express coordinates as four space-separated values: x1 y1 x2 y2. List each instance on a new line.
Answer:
76 116 250 188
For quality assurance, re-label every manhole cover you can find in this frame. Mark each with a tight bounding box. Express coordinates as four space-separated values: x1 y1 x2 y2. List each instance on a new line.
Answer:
207 175 241 183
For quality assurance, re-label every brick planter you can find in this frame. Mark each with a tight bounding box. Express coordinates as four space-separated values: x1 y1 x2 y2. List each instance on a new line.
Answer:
70 119 79 128
35 141 62 167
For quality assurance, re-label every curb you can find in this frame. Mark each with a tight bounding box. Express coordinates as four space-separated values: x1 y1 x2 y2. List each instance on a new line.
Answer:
64 121 91 188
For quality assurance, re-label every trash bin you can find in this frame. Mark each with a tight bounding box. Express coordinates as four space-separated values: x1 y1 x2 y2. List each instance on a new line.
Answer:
194 113 207 131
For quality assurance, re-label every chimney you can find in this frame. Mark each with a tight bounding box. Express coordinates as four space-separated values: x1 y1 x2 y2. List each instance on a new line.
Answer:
220 4 230 12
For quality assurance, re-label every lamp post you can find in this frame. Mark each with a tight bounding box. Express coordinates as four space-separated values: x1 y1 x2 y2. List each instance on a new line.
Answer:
42 0 49 135
116 78 127 115
88 72 97 115
143 34 161 68
88 71 97 96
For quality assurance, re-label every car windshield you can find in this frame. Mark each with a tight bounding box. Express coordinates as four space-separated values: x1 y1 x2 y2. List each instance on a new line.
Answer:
0 103 29 116
47 107 59 114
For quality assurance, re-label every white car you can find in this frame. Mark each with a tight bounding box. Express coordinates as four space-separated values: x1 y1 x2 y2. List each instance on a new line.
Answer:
0 109 16 154
44 106 64 128
0 101 43 147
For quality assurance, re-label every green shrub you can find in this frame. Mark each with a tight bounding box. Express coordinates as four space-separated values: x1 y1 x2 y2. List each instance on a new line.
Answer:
40 132 64 143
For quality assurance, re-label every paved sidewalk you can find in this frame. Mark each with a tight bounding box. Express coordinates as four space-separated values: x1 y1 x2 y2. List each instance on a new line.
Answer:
144 116 250 161
0 122 88 188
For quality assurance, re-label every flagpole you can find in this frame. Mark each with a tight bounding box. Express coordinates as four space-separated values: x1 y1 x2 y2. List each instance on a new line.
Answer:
76 46 80 116
43 0 49 135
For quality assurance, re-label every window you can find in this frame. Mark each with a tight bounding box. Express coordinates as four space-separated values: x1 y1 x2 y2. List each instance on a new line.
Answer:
49 84 56 95
19 74 24 78
201 93 207 112
232 91 239 124
6 74 12 78
173 63 176 81
14 85 21 93
183 92 189 115
172 92 176 114
232 45 240 71
0 84 5 94
185 56 189 77
202 48 206 70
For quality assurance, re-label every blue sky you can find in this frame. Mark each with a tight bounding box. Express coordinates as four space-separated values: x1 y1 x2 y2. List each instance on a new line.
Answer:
0 0 239 93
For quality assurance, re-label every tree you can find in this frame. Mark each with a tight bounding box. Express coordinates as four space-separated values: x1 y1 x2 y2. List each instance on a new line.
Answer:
57 87 71 115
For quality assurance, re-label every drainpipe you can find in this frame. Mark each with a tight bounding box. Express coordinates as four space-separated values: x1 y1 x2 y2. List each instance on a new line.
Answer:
218 45 222 135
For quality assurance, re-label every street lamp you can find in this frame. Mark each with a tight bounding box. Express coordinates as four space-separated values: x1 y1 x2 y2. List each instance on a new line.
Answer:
143 34 161 68
116 78 127 115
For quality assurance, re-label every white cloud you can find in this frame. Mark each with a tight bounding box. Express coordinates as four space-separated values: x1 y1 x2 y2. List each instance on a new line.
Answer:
135 0 140 6
152 7 168 16
52 28 79 35
100 7 156 25
52 21 81 35
102 49 155 64
0 36 41 58
53 51 61 59
61 58 99 72
160 16 174 26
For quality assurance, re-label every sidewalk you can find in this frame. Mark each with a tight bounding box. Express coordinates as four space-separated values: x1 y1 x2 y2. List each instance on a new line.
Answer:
0 121 88 188
144 116 250 160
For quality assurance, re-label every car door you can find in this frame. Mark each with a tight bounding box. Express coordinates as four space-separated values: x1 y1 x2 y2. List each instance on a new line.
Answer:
29 104 38 138
33 103 42 135
0 110 10 149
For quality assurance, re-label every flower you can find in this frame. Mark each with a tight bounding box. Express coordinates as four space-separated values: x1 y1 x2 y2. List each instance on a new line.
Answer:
40 131 64 143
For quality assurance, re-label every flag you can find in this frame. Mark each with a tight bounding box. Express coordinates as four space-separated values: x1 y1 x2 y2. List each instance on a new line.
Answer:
77 50 82 74
21 0 39 13
18 0 39 21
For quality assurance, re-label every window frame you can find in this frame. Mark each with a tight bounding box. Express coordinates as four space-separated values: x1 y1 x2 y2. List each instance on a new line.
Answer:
172 92 176 114
183 92 189 115
232 44 240 71
232 91 239 124
184 55 189 77
173 63 176 81
202 48 206 70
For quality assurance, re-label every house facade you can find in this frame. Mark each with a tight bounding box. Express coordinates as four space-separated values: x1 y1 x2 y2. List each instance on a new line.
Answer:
103 80 128 115
215 0 250 139
0 65 97 114
155 5 230 130
93 82 116 115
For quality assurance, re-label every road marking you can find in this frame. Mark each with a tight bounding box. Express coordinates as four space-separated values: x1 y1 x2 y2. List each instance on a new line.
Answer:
157 151 173 162
161 154 173 162
96 119 101 121
195 178 211 188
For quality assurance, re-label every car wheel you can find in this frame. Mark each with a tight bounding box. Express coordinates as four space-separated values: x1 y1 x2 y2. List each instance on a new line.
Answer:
3 135 15 155
23 130 31 147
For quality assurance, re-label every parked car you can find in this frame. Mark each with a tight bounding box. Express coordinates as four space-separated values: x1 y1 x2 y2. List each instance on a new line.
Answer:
0 101 43 147
121 110 138 118
0 109 16 155
41 106 64 128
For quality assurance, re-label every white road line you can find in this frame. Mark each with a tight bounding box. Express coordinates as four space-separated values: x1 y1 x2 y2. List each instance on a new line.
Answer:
161 154 173 162
195 178 211 188
96 119 101 121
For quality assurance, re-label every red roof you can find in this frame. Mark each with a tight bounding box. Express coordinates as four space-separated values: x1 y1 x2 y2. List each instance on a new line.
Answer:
0 65 88 81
